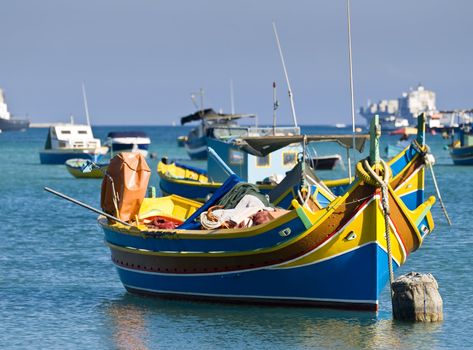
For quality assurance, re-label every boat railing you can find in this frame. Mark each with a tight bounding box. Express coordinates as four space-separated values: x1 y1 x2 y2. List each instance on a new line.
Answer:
60 139 101 149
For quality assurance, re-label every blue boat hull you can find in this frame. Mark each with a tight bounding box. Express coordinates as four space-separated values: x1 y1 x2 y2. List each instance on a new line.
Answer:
185 135 208 160
111 243 395 310
450 146 473 165
39 151 102 165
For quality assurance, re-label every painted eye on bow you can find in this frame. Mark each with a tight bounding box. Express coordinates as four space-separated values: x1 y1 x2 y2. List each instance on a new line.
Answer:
345 231 357 241
279 228 291 237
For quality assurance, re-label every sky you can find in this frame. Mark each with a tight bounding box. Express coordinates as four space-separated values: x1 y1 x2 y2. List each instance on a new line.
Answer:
0 0 472 126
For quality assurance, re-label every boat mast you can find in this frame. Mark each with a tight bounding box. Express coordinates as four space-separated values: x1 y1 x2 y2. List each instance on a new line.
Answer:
82 82 91 127
272 22 298 128
230 79 235 115
200 87 204 112
273 82 279 135
346 0 357 181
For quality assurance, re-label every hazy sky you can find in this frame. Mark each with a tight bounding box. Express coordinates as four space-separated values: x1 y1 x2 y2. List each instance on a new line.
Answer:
1 0 472 125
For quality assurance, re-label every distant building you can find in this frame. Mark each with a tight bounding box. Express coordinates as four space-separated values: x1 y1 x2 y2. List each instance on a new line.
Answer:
359 84 439 130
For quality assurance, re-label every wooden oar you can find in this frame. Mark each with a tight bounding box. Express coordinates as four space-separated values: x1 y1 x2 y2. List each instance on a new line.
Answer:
44 187 133 227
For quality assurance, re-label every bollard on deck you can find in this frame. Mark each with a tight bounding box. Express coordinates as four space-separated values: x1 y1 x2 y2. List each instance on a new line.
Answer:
391 272 443 322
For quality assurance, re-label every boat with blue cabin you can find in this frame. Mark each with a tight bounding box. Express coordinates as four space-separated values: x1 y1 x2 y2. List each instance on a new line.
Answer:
158 134 367 202
450 124 473 165
106 131 151 158
39 121 108 164
181 108 260 159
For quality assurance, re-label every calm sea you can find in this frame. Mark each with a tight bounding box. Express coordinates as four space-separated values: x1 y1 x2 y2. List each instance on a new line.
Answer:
1 126 471 350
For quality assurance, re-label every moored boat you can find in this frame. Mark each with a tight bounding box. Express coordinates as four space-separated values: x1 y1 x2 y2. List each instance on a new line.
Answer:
450 124 473 165
65 158 108 178
94 115 436 311
105 131 151 157
182 108 259 159
39 122 108 164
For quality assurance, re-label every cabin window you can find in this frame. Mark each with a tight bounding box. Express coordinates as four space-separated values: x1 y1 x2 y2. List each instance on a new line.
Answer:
229 149 244 165
61 130 71 134
282 151 297 167
78 130 88 134
256 154 270 168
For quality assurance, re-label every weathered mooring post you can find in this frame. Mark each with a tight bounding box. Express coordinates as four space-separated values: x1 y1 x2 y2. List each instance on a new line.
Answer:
391 272 443 322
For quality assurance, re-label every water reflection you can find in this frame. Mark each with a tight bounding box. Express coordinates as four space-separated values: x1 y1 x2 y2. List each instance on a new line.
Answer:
102 294 442 349
105 299 150 350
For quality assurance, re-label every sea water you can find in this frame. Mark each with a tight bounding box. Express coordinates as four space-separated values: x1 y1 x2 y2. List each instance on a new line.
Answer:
0 126 471 350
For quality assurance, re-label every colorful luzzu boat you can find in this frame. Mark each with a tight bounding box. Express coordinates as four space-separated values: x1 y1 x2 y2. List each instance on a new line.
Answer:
98 115 436 311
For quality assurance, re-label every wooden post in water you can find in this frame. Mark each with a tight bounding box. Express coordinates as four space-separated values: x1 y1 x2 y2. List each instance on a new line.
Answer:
392 272 443 322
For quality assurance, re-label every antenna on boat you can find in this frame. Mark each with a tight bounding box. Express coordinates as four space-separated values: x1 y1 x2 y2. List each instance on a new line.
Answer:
273 82 279 135
191 88 205 118
272 22 298 128
82 82 91 126
230 79 235 115
346 0 357 182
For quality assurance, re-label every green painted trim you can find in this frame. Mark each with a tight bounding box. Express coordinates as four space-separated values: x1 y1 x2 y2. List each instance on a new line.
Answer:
296 206 312 229
414 204 433 226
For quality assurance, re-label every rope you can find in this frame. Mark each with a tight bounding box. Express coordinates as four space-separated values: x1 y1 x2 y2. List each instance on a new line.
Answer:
200 206 226 229
412 140 451 225
424 153 452 226
361 159 395 300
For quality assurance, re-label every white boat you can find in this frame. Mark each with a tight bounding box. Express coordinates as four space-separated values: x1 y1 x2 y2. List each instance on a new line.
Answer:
105 131 151 157
39 122 108 164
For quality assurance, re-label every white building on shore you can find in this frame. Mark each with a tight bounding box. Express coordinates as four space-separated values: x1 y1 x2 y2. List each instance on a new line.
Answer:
359 84 440 129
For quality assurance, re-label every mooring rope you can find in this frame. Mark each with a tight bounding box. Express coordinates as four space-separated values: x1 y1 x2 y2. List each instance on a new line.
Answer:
411 140 451 225
360 159 395 298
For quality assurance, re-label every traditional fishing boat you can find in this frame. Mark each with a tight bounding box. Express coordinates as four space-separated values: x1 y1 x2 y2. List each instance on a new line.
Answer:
449 124 473 165
90 115 436 311
158 134 367 202
65 158 108 178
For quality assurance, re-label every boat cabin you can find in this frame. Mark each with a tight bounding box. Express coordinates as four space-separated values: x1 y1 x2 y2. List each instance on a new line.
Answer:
207 138 302 184
44 124 102 150
106 131 151 157
456 125 473 147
